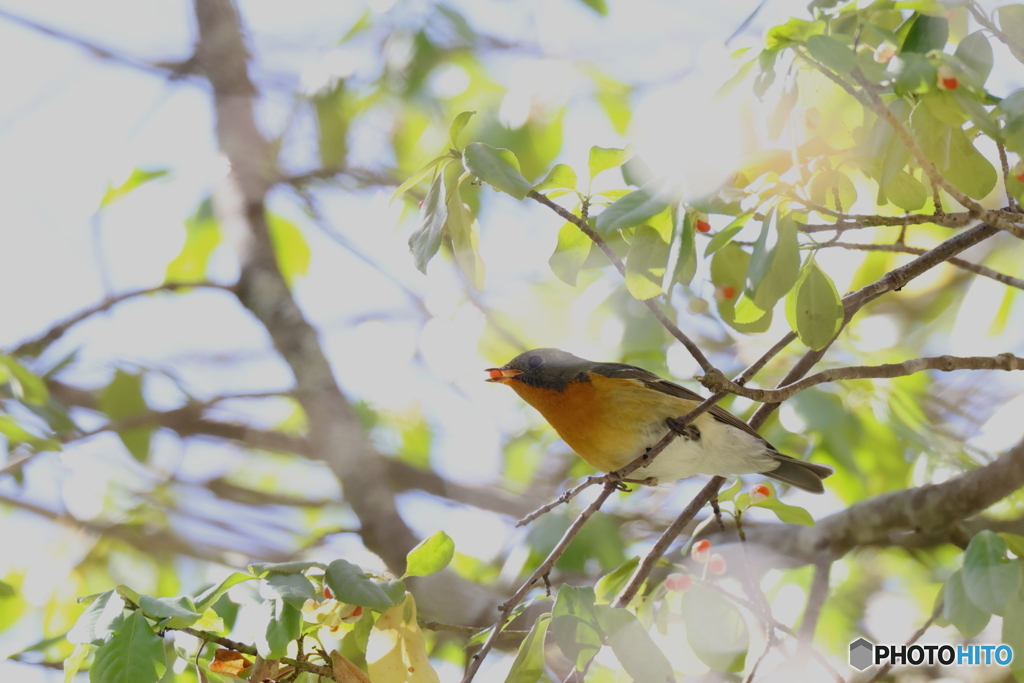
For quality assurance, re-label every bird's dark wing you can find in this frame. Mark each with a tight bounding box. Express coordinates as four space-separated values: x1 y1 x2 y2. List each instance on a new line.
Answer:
589 362 771 445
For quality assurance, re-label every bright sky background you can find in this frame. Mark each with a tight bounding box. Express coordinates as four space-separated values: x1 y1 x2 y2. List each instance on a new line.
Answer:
2 0 1023 680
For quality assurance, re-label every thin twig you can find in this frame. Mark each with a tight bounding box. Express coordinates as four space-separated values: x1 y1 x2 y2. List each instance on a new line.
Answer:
179 627 334 679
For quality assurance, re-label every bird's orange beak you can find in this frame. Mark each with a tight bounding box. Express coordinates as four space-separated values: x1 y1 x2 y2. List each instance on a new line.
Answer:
486 367 523 383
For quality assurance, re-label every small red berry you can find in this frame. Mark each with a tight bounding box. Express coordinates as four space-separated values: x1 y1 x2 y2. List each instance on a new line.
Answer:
695 219 711 233
323 586 334 599
709 554 727 575
937 65 959 90
692 539 712 564
665 573 693 592
750 484 771 503
720 285 736 300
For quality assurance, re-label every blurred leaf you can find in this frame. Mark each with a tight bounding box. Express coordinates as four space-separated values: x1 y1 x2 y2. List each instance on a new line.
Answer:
313 81 350 167
944 569 990 637
63 643 92 683
576 0 608 15
963 531 1021 615
681 585 748 671
785 260 843 351
1001 533 1024 559
551 587 603 671
409 170 449 273
888 53 937 95
449 111 476 149
943 126 997 199
806 34 855 72
1002 589 1024 680
100 168 170 208
325 560 393 612
998 5 1024 64
665 206 696 288
137 595 202 629
734 149 792 187
268 214 311 286
809 169 856 213
549 222 592 286
166 198 221 284
248 561 323 577
534 164 577 192
955 31 993 84
622 154 654 188
625 225 669 300
704 214 749 257
404 531 455 578
712 243 772 333
99 370 152 463
885 170 927 211
767 79 799 140
595 557 639 604
901 13 948 54
588 146 631 183
90 611 165 683
447 176 486 290
593 71 632 134
463 143 533 199
599 606 676 682
0 356 47 404
594 179 672 235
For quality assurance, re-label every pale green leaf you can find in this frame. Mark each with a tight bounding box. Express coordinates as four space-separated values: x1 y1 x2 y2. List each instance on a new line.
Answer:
463 143 533 199
447 177 486 291
944 569 991 638
681 585 748 671
100 168 170 208
625 225 669 300
409 171 449 273
963 531 1022 615
404 530 456 578
324 560 393 611
449 111 475 149
549 221 592 286
503 614 551 683
90 611 166 683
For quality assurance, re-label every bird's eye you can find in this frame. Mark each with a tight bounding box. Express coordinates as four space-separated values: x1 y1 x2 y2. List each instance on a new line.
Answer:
528 355 544 369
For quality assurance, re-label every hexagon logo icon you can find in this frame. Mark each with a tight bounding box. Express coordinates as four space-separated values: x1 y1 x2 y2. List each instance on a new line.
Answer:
849 638 874 671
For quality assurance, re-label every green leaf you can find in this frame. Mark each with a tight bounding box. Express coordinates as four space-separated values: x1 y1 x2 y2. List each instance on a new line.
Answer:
90 611 166 683
255 599 301 660
503 614 551 683
901 13 948 54
808 169 857 213
704 214 749 257
268 214 311 286
806 35 855 73
534 164 578 192
943 126 997 199
1001 533 1024 559
99 370 152 463
409 170 449 273
449 111 475 149
588 146 631 183
600 606 677 682
625 225 669 300
595 557 639 604
463 142 533 199
261 573 318 610
910 101 952 169
380 580 406 606
888 53 937 95
998 5 1024 64
391 154 451 203
734 149 792 187
885 170 927 211
549 222 592 286
1002 589 1024 680
963 530 1022 615
681 585 748 671
404 530 456 578
165 198 221 284
68 590 125 645
137 595 202 628
576 0 608 16
551 586 603 671
751 482 815 525
712 243 773 334
100 168 170 209
747 211 800 312
64 643 92 683
324 560 394 611
718 478 743 502
955 31 993 84
953 91 1000 141
447 176 486 291
767 80 799 140
594 179 672 235
943 568 991 637
785 260 843 351
665 206 696 288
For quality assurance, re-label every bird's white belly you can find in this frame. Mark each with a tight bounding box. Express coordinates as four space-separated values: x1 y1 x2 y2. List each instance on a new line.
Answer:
629 416 779 482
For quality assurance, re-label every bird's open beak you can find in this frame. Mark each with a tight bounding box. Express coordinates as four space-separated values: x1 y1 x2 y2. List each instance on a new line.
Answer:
486 368 523 383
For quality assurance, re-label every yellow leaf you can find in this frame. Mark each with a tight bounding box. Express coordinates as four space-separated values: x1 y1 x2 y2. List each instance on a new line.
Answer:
366 593 440 683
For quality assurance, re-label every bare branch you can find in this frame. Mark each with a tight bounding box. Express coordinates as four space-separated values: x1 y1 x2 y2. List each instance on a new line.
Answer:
700 353 1024 404
11 282 235 357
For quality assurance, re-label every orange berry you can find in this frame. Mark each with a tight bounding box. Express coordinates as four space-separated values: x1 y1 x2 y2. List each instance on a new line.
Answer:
720 285 736 300
709 554 727 575
665 573 693 592
323 586 334 599
937 65 958 90
695 219 711 233
750 484 771 503
692 539 712 564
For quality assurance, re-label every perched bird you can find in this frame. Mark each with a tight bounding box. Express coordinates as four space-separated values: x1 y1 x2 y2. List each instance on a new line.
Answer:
487 348 833 493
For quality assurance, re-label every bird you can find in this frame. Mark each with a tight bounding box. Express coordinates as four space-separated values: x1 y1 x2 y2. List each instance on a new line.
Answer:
486 348 833 493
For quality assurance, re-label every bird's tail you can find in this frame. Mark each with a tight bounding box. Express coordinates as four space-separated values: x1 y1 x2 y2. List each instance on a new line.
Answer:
764 454 834 494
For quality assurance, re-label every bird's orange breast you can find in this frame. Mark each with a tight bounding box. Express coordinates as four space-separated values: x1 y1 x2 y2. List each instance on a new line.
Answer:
508 373 700 472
